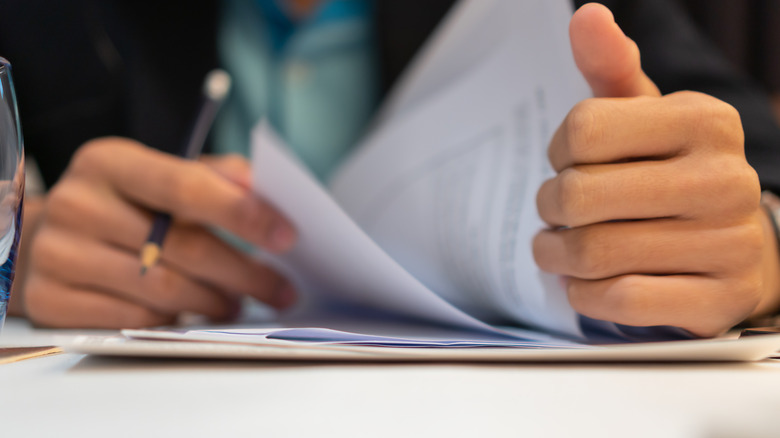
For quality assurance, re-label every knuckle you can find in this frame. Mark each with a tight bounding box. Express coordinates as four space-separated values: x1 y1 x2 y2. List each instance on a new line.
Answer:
45 183 76 213
731 220 764 267
671 89 704 104
69 137 135 175
567 228 609 278
565 99 604 159
69 139 108 174
675 92 744 149
706 103 744 148
732 164 762 213
556 168 588 225
683 156 760 221
164 162 211 211
28 229 65 273
714 100 742 129
672 90 719 109
709 160 761 217
605 276 649 322
45 182 92 226
732 170 761 216
28 229 53 260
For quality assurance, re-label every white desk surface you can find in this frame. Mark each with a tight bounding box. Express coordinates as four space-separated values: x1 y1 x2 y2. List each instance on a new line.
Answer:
2 317 780 438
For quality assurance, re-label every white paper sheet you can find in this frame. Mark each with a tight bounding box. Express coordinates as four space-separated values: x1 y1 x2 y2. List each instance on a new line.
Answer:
252 121 506 337
66 332 780 362
377 0 578 127
330 0 589 336
123 326 584 348
250 0 590 342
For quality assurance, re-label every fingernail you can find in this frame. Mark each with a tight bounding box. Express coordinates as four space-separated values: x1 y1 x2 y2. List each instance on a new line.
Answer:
273 283 298 310
269 222 297 252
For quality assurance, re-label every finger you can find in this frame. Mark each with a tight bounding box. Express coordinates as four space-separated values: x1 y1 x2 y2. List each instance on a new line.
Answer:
69 138 296 252
200 154 252 190
161 224 295 309
45 178 152 251
44 180 296 309
536 156 756 228
31 227 236 319
533 219 762 280
566 274 760 337
570 3 661 98
25 275 175 329
548 91 744 172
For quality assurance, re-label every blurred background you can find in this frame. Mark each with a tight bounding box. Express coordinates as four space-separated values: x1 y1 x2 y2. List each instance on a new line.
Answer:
678 0 780 121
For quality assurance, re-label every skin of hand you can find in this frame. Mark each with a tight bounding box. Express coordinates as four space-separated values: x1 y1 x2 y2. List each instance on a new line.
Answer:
9 137 298 328
533 3 780 337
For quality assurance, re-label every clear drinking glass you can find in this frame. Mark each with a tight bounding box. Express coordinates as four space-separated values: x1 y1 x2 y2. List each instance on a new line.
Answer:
0 58 24 332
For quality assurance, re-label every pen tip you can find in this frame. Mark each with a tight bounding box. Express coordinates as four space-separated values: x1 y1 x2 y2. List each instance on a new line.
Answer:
139 243 161 276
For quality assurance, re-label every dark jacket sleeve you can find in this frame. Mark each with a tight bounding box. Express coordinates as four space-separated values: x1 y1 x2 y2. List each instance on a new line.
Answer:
592 0 780 192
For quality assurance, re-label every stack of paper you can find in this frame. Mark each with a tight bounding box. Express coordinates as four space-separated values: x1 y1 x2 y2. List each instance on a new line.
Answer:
62 0 780 362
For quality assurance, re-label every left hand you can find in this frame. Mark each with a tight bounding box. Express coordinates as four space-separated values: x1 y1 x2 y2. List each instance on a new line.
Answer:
532 3 780 337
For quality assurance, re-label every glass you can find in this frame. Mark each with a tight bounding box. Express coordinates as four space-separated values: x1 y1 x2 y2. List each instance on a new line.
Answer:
0 57 24 332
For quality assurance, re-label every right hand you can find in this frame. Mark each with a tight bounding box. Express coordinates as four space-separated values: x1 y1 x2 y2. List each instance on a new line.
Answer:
532 3 772 337
20 137 297 328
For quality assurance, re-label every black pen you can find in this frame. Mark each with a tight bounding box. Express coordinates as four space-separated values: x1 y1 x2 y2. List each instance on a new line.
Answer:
139 69 232 275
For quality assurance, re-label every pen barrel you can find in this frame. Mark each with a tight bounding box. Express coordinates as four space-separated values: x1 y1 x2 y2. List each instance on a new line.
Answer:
180 94 221 159
140 69 229 273
146 213 172 247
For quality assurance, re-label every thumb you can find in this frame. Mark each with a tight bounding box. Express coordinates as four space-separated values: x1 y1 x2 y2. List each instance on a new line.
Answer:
570 3 661 98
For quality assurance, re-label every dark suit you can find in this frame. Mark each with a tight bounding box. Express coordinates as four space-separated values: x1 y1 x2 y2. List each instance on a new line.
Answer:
2 0 779 191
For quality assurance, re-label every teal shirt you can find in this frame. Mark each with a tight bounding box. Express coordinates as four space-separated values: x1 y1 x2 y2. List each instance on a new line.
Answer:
214 0 378 181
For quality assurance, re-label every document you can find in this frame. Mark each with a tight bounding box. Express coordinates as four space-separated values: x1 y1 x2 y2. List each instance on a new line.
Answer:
68 329 780 362
329 27 584 337
251 118 580 347
249 0 589 344
122 325 584 348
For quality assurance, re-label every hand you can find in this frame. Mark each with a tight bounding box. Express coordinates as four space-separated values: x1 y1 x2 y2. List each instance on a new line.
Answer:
533 3 780 337
19 137 297 328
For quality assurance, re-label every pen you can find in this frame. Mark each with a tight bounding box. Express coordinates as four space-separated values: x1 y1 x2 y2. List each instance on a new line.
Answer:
139 69 232 275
